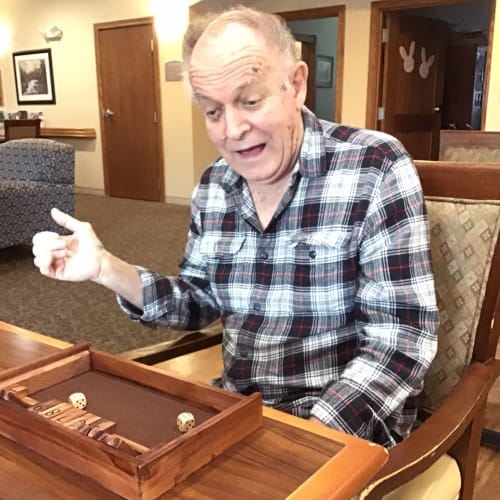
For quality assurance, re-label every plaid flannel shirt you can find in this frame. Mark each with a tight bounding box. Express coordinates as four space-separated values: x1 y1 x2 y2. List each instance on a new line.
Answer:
120 108 439 447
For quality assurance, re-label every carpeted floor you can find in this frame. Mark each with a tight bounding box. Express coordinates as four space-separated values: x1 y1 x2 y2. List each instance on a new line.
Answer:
0 193 499 497
0 193 191 353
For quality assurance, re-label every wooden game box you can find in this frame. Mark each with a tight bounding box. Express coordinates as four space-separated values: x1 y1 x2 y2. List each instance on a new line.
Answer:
0 343 263 499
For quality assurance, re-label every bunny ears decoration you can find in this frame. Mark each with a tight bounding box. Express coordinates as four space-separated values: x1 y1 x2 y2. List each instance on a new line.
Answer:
399 41 415 73
399 41 435 79
419 47 435 79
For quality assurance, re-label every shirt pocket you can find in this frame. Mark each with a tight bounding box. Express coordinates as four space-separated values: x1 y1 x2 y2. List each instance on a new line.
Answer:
200 235 246 279
200 234 246 258
287 229 357 312
290 229 354 263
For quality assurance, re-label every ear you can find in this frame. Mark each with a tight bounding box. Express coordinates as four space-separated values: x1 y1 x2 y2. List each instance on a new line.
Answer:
289 60 309 110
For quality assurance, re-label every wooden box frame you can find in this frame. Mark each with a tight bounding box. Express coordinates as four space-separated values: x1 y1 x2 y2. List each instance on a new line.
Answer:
0 344 262 499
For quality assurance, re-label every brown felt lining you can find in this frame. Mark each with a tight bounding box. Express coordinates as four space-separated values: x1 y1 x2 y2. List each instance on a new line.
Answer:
32 371 216 448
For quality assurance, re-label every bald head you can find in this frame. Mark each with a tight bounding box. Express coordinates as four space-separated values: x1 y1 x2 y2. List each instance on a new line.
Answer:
182 6 298 86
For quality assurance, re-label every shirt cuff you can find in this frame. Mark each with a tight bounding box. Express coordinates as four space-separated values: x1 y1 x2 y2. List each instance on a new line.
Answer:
116 266 155 324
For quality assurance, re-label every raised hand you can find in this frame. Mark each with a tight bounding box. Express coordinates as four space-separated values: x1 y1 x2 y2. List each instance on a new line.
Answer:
32 208 105 282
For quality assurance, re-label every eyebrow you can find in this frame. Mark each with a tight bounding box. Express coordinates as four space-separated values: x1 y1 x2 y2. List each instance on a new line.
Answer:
193 79 260 102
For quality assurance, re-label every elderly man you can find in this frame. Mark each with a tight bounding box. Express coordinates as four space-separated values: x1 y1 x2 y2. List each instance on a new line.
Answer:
32 6 438 447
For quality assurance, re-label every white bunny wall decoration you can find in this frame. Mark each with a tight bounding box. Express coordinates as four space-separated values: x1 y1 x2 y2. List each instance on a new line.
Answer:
399 41 415 73
419 47 435 79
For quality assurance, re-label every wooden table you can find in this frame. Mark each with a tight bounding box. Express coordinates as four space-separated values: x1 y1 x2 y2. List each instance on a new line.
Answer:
0 321 388 499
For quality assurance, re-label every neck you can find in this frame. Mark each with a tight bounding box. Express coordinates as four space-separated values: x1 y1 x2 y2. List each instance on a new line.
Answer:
248 172 292 229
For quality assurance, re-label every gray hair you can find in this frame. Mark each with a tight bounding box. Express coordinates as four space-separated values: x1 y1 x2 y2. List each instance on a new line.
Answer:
182 6 298 79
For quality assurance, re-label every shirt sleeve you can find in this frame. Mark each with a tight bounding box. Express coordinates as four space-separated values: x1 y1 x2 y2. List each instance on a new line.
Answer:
117 190 221 330
310 154 439 445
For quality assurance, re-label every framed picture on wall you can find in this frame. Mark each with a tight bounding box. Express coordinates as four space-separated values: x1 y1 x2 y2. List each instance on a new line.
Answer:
315 55 334 88
12 48 56 105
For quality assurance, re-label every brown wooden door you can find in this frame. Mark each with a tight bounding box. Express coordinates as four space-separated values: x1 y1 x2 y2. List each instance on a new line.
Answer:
380 14 448 160
94 18 163 201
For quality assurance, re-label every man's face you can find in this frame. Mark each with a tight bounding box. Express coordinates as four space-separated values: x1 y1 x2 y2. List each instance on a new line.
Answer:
189 24 307 187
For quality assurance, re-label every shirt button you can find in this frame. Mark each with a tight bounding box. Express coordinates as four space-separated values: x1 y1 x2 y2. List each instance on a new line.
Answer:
240 348 248 358
253 303 261 311
260 251 268 260
309 250 317 259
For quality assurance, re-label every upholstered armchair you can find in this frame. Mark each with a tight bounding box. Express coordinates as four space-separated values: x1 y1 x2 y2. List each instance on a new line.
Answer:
0 138 74 249
123 160 500 500
361 161 500 499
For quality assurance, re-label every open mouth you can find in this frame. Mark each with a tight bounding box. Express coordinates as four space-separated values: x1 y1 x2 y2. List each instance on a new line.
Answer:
237 144 265 158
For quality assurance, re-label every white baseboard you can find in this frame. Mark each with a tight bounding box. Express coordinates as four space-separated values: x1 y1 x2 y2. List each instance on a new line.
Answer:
164 195 191 206
75 186 105 196
75 187 191 207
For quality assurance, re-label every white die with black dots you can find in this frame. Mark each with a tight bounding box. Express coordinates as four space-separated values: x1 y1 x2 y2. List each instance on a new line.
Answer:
68 392 87 410
177 412 195 432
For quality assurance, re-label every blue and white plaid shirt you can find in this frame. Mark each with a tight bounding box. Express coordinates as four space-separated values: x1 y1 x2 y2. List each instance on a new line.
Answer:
121 108 439 447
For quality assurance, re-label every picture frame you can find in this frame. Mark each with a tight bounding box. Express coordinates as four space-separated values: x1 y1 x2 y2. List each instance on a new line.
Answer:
12 48 56 105
315 55 334 88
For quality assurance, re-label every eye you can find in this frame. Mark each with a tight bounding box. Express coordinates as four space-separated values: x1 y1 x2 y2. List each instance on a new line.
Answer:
205 108 221 122
244 98 260 108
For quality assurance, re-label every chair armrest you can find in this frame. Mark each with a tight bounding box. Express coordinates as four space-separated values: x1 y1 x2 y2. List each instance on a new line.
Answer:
119 320 223 364
362 360 500 498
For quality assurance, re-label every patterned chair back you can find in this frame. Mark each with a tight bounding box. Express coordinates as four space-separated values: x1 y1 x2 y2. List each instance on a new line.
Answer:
414 161 500 413
439 130 500 163
4 119 41 141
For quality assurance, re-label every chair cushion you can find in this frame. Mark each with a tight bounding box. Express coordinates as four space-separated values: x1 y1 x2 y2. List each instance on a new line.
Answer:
419 197 500 412
382 454 460 500
443 146 500 163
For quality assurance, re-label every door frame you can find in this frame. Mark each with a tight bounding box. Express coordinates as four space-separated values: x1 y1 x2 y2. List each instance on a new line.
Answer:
94 17 165 200
365 0 495 131
278 5 346 124
293 32 318 112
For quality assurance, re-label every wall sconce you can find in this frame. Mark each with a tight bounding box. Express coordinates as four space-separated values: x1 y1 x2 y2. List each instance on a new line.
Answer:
152 0 188 42
40 25 63 42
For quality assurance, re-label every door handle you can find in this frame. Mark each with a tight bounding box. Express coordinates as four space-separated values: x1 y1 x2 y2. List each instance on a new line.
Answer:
104 108 115 118
433 106 441 113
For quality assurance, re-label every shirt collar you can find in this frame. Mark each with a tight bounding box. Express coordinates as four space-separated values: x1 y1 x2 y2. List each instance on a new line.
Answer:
299 107 329 178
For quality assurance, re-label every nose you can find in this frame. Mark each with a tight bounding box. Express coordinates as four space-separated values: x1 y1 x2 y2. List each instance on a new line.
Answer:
223 108 250 140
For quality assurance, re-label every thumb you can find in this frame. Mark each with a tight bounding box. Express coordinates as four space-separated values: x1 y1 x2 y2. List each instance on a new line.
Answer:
51 207 83 232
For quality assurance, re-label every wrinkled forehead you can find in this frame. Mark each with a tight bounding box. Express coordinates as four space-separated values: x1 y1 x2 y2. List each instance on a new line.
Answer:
192 23 278 71
189 24 274 94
